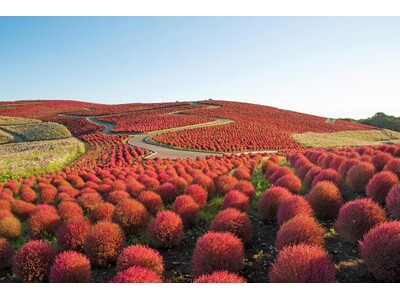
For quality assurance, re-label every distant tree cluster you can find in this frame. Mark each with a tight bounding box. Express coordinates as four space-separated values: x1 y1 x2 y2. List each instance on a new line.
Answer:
359 112 400 132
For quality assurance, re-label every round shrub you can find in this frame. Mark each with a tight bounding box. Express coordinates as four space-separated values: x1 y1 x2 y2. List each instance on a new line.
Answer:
221 190 250 212
366 171 399 204
147 211 184 248
157 182 180 205
0 237 14 269
372 152 393 171
275 174 302 194
192 174 215 195
277 195 313 226
386 183 400 218
58 201 84 222
111 179 126 192
117 245 164 275
84 221 125 267
338 158 359 180
268 244 336 283
107 190 131 205
303 167 321 189
258 186 292 221
13 240 57 282
10 200 35 220
0 215 21 239
185 184 208 207
346 162 376 193
171 195 199 227
0 200 11 211
194 271 246 283
126 180 145 198
359 221 400 282
215 175 238 195
191 231 244 277
39 187 57 204
334 198 386 243
112 199 149 233
49 251 91 283
232 180 255 200
76 192 103 212
33 204 57 215
383 158 400 178
110 266 162 283
167 177 188 193
311 168 341 188
57 218 91 251
28 210 61 239
262 159 278 175
137 191 164 216
275 215 325 251
90 202 115 223
232 167 251 181
306 181 342 220
209 208 253 243
269 167 293 184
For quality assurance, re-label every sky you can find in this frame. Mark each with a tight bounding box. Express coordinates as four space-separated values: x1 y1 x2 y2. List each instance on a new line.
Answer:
0 17 399 119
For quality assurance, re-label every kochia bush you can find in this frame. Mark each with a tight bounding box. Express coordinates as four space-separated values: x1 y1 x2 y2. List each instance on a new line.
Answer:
386 183 400 218
221 190 250 212
110 266 162 283
258 186 292 221
0 237 14 269
57 218 91 251
185 184 208 207
112 199 150 233
171 195 200 227
366 171 398 204
277 195 313 226
147 211 184 248
346 162 376 193
194 271 247 283
49 251 91 283
306 181 342 220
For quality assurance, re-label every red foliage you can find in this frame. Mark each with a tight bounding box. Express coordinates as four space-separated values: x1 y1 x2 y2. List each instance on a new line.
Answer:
311 168 341 188
117 244 164 275
167 177 188 193
232 167 251 181
232 180 255 200
137 191 164 216
57 218 91 251
383 158 400 178
13 240 57 282
338 158 359 180
126 180 146 198
171 195 200 227
28 210 61 239
275 174 302 194
210 208 253 243
306 181 342 220
275 215 325 251
147 211 184 248
58 201 84 222
268 244 336 283
39 186 58 204
386 183 400 218
110 266 162 283
372 152 393 171
157 182 180 205
0 237 14 269
107 190 131 205
49 251 91 283
192 174 215 195
366 171 399 204
303 167 321 189
215 175 238 195
90 202 115 223
194 271 247 283
334 198 386 243
76 191 103 212
19 186 37 203
346 162 376 193
0 200 11 211
221 190 250 212
269 167 293 184
359 221 400 282
258 186 292 220
277 195 313 226
191 231 244 277
185 184 208 208
10 200 35 220
112 199 149 233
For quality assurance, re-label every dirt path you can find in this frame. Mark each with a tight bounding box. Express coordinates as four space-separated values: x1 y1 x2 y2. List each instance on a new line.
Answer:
326 118 336 124
0 126 25 142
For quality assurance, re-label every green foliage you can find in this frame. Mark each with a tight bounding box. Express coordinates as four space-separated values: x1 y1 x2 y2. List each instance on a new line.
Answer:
199 196 223 227
0 115 42 126
2 122 71 141
359 112 400 132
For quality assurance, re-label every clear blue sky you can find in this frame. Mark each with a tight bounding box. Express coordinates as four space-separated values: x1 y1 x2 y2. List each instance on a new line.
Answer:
0 17 399 118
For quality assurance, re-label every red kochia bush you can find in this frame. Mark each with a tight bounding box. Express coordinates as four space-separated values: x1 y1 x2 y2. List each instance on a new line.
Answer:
10 200 35 220
372 152 393 171
215 175 238 195
311 168 341 188
277 195 313 226
192 174 215 195
194 271 247 283
76 192 103 212
126 180 145 198
110 266 162 283
269 167 293 184
221 190 250 212
275 215 325 251
306 181 342 220
49 251 91 283
147 211 184 248
112 199 150 233
383 158 400 178
209 208 253 243
334 198 386 243
262 159 278 175
258 187 292 221
275 174 302 194
107 190 131 205
90 202 115 223
232 180 255 200
232 167 251 181
359 221 400 282
39 187 57 204
0 200 11 211
117 245 164 275
19 186 37 203
171 195 200 227
57 218 91 251
0 237 14 269
303 167 321 189
13 240 57 283
191 231 244 277
157 182 180 205
268 244 336 283
346 162 376 193
137 191 164 216
185 184 208 207
84 221 125 267
58 201 84 222
366 171 399 204
386 184 400 218
28 210 61 239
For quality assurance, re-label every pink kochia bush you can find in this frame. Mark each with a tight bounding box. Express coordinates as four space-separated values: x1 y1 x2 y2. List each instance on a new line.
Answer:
306 181 342 220
157 182 180 205
366 171 399 204
274 174 302 194
209 208 253 243
334 198 386 243
117 245 164 275
137 191 164 216
171 195 200 227
221 190 250 212
386 184 400 218
311 168 341 188
194 271 247 283
359 221 400 282
0 237 14 269
147 211 184 248
346 162 376 193
268 244 336 283
258 186 292 221
191 231 244 277
275 215 325 251
49 251 91 283
232 180 255 200
110 266 162 283
277 195 313 226
185 184 208 207
215 175 238 195
13 240 57 283
83 221 125 267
